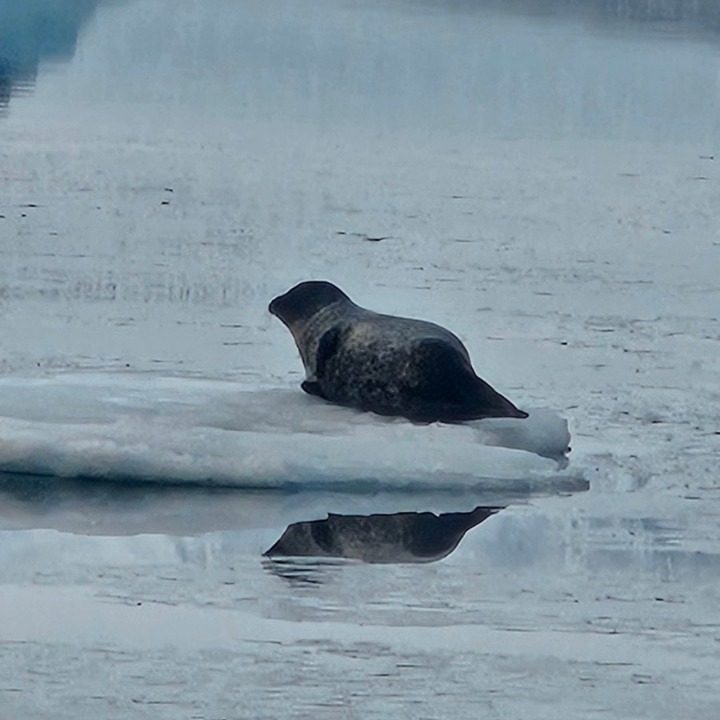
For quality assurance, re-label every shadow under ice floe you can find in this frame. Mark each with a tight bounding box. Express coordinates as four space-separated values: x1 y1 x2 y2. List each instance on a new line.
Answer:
264 506 503 563
0 472 579 544
0 373 582 493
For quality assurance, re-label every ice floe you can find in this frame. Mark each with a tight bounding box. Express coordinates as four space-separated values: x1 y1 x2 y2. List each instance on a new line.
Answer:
0 372 581 493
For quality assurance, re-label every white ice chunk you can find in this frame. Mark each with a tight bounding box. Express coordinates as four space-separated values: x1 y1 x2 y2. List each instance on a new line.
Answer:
469 408 571 464
0 373 578 492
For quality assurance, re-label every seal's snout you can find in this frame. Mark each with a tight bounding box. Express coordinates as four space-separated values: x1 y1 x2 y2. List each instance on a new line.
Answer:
269 290 292 320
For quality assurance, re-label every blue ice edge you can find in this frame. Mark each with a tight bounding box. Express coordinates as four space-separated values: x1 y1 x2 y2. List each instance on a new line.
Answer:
0 373 584 495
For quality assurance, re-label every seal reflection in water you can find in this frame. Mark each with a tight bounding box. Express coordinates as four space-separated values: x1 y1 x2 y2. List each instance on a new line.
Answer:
264 507 503 564
269 281 527 422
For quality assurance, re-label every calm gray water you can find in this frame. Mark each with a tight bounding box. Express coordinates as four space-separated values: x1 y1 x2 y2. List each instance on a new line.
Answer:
3 0 720 140
1 1 719 718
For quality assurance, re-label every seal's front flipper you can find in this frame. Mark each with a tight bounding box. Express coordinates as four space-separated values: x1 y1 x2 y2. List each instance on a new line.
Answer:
301 380 325 398
316 326 341 378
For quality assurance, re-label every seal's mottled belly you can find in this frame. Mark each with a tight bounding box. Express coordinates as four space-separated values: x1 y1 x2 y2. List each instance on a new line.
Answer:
298 306 477 421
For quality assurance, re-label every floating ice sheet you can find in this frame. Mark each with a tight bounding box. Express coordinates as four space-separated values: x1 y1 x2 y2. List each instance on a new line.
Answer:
0 373 579 493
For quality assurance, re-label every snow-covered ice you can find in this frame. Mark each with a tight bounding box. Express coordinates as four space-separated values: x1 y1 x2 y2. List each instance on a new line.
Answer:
0 372 574 489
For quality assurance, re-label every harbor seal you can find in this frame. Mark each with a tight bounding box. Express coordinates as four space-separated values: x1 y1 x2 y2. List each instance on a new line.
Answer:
269 280 528 422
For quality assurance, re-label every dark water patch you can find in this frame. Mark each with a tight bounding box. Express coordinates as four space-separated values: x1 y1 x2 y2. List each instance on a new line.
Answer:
0 471 247 504
0 467 588 498
438 0 720 36
261 557 349 586
0 0 114 114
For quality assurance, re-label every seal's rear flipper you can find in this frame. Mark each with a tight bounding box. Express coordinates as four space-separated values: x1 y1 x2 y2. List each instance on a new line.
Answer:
301 380 325 398
410 339 528 421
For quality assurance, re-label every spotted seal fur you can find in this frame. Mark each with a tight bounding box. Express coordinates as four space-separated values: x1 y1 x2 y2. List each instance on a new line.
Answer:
268 280 527 422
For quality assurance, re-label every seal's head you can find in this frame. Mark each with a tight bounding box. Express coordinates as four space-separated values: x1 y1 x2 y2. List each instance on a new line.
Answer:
269 281 351 327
